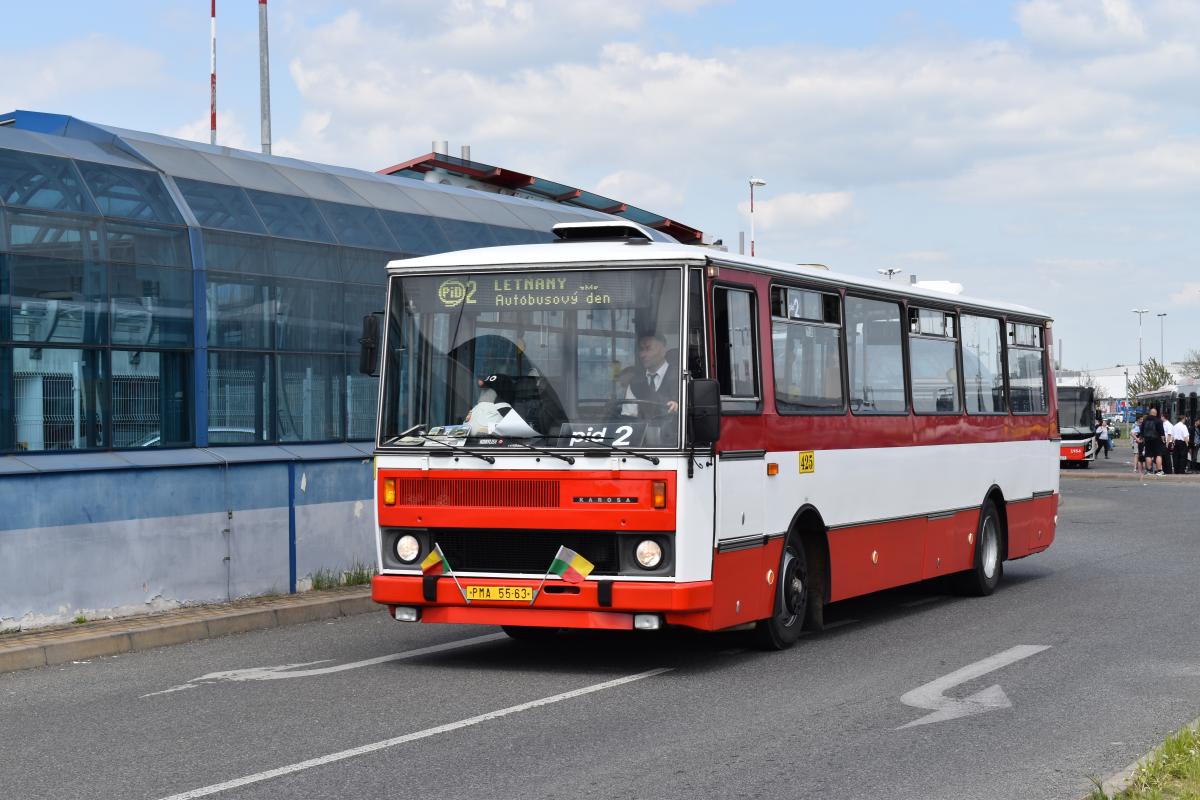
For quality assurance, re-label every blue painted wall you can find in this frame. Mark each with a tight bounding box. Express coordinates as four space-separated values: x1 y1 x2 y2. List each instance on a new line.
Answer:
0 455 376 627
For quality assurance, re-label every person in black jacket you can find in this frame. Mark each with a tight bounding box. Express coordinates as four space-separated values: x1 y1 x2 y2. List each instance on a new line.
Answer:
1142 407 1166 475
623 333 680 417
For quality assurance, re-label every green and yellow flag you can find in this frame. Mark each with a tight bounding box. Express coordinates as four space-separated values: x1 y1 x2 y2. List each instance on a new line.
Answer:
548 546 594 584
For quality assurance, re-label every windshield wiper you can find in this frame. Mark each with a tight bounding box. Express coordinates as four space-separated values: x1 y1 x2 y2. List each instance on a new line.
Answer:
382 423 426 446
502 439 575 464
419 433 496 464
580 439 661 465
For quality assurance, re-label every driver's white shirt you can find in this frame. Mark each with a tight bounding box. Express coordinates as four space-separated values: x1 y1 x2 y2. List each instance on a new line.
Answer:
622 361 669 416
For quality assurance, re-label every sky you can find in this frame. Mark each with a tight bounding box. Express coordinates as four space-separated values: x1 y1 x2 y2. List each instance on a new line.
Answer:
4 0 1198 371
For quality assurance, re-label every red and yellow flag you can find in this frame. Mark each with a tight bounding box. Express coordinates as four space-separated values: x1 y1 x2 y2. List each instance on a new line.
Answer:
421 547 445 576
548 545 594 584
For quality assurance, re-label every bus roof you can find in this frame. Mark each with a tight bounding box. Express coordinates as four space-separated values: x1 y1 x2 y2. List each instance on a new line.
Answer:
387 239 1052 321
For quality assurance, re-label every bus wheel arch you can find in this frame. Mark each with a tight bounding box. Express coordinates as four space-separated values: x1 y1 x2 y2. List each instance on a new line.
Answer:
953 490 1005 596
789 505 829 632
984 485 1009 562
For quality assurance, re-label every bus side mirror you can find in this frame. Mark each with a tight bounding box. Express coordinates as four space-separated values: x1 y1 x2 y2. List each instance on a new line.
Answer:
358 313 382 377
688 378 721 446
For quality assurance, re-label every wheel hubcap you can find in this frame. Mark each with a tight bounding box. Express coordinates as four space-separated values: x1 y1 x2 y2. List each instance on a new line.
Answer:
981 517 999 579
779 548 805 625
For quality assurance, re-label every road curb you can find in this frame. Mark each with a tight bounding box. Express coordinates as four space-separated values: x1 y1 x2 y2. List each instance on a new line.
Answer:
1088 714 1200 798
1061 470 1200 483
0 587 378 676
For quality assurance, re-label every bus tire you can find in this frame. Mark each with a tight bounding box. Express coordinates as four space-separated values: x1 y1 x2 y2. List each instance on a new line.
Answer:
752 536 808 650
501 625 561 643
952 500 1003 597
1081 460 1091 469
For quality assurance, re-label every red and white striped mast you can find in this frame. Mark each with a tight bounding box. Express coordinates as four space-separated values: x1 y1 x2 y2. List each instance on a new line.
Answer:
209 0 217 145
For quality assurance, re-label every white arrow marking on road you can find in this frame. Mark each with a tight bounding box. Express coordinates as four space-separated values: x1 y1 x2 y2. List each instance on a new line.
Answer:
898 644 1051 729
141 633 506 698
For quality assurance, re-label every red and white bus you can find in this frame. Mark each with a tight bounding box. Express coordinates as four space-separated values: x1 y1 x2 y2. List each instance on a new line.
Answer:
364 221 1058 649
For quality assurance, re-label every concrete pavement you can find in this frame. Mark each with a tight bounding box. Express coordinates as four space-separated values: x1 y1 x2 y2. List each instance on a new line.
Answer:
0 585 377 675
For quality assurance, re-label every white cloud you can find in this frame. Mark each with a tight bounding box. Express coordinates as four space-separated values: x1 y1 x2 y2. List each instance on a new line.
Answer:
737 192 854 230
594 170 685 211
0 35 166 109
1169 283 1200 306
170 112 253 150
1017 0 1148 51
898 251 949 263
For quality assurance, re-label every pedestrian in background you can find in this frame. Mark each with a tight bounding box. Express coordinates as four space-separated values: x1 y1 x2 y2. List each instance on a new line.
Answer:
1142 408 1165 476
1173 415 1190 474
1095 418 1110 459
1162 411 1175 474
1191 417 1199 472
1132 414 1144 477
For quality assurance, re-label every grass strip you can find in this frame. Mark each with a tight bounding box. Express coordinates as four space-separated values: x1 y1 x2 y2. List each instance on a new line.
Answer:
1090 721 1200 799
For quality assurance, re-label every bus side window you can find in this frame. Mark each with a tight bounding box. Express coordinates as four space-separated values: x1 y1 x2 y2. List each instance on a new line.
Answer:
909 307 962 415
1007 322 1047 414
713 286 759 412
846 296 907 414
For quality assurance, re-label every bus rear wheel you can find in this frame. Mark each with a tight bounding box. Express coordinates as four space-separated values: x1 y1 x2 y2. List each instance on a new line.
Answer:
952 500 1003 597
752 537 808 651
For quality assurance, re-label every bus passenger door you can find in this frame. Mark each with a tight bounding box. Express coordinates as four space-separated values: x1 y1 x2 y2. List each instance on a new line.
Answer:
709 282 773 625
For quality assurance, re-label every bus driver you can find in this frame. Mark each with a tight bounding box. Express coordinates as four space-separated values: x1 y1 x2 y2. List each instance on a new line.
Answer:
621 333 680 417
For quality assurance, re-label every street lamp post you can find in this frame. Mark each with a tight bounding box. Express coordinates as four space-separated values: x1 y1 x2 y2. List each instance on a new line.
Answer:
1156 312 1167 363
748 177 765 257
877 268 902 280
1131 308 1149 365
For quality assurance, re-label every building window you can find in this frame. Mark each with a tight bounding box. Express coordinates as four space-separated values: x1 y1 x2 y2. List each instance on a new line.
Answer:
111 349 192 448
207 351 271 443
10 347 106 451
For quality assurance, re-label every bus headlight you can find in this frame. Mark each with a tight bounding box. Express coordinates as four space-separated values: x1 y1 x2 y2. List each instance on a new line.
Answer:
635 539 663 569
395 534 420 563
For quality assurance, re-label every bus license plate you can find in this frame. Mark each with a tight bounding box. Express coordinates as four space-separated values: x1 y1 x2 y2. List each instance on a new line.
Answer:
466 585 533 602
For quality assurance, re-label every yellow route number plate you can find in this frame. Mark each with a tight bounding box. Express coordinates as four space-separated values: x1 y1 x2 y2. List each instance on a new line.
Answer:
466 585 534 602
798 451 815 474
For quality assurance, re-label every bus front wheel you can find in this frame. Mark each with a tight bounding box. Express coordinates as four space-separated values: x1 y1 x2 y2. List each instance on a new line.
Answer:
752 537 808 650
953 500 1003 597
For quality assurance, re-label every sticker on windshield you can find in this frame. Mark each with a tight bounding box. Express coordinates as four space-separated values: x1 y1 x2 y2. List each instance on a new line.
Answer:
558 423 646 448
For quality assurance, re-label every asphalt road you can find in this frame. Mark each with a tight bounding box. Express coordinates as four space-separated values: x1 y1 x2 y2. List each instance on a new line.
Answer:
3 476 1199 800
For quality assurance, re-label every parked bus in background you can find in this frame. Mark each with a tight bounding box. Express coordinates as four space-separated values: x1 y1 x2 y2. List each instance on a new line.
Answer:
361 221 1059 650
1057 385 1097 468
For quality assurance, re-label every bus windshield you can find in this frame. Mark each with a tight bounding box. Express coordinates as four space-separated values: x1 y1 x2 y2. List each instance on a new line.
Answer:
379 267 684 449
1057 386 1095 431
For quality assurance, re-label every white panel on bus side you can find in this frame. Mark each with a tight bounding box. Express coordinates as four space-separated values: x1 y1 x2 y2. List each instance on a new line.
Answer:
674 459 716 582
715 457 767 543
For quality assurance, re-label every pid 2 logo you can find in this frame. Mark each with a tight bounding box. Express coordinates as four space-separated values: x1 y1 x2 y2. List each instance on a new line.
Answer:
437 278 477 308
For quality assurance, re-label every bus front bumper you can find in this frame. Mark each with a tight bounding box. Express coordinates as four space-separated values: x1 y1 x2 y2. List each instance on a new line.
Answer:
372 574 715 631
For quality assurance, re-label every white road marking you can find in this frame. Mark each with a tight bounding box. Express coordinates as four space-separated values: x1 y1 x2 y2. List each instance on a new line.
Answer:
152 666 672 800
898 644 1051 729
141 633 506 698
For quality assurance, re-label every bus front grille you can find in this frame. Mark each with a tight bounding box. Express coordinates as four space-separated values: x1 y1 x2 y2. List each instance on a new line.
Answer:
432 529 618 575
394 478 560 508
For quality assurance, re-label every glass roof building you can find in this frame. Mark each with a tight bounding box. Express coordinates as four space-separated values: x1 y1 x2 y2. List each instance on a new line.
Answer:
0 111 611 455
